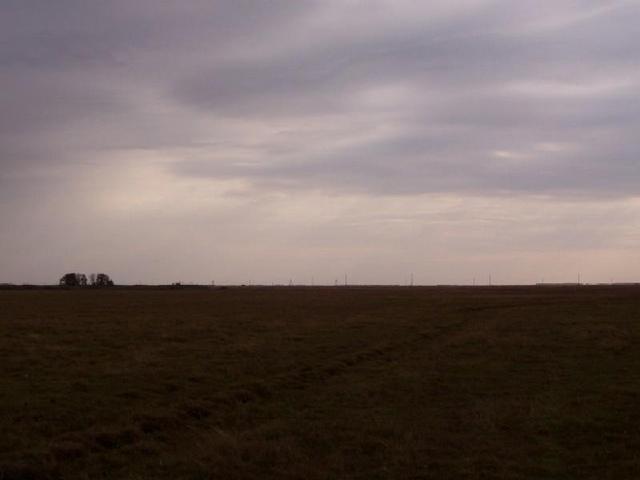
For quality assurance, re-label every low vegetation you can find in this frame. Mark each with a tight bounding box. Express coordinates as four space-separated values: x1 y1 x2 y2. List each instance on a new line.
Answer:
1 286 639 479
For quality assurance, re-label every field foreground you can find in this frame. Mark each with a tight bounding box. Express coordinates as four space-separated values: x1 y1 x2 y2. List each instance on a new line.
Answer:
1 286 640 479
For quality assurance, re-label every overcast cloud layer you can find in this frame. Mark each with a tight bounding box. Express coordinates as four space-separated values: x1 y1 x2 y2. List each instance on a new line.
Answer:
1 0 639 285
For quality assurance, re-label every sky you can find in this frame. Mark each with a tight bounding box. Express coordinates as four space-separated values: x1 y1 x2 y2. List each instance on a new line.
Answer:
1 0 640 285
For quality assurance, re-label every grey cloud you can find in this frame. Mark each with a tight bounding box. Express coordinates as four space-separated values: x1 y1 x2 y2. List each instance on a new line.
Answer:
0 1 316 69
164 1 640 196
174 135 640 197
2 1 640 283
0 0 321 172
173 1 640 116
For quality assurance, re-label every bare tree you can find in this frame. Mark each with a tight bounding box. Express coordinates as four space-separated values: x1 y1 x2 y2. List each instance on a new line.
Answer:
59 273 87 287
95 273 114 287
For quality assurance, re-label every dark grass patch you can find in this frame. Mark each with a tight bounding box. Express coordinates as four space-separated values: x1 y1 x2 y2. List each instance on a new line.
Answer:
89 428 139 450
134 413 177 434
182 403 211 420
48 440 86 462
0 462 51 480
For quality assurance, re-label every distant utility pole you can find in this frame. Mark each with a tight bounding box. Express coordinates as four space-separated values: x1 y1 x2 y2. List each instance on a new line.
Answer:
410 273 414 287
344 274 348 286
289 278 293 287
335 279 338 287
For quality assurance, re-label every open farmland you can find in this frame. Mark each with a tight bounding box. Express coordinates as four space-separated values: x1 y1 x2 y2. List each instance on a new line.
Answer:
1 286 640 479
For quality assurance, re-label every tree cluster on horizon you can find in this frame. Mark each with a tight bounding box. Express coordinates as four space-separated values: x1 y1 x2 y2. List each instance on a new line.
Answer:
59 273 114 287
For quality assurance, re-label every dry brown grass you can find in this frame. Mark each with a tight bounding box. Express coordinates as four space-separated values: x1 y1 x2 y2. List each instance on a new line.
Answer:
1 285 639 479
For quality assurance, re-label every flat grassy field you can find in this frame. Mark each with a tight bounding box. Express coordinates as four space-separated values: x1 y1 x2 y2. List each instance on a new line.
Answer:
1 286 640 479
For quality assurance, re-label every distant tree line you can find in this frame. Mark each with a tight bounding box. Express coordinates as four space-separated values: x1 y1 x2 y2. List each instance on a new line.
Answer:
59 273 114 287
